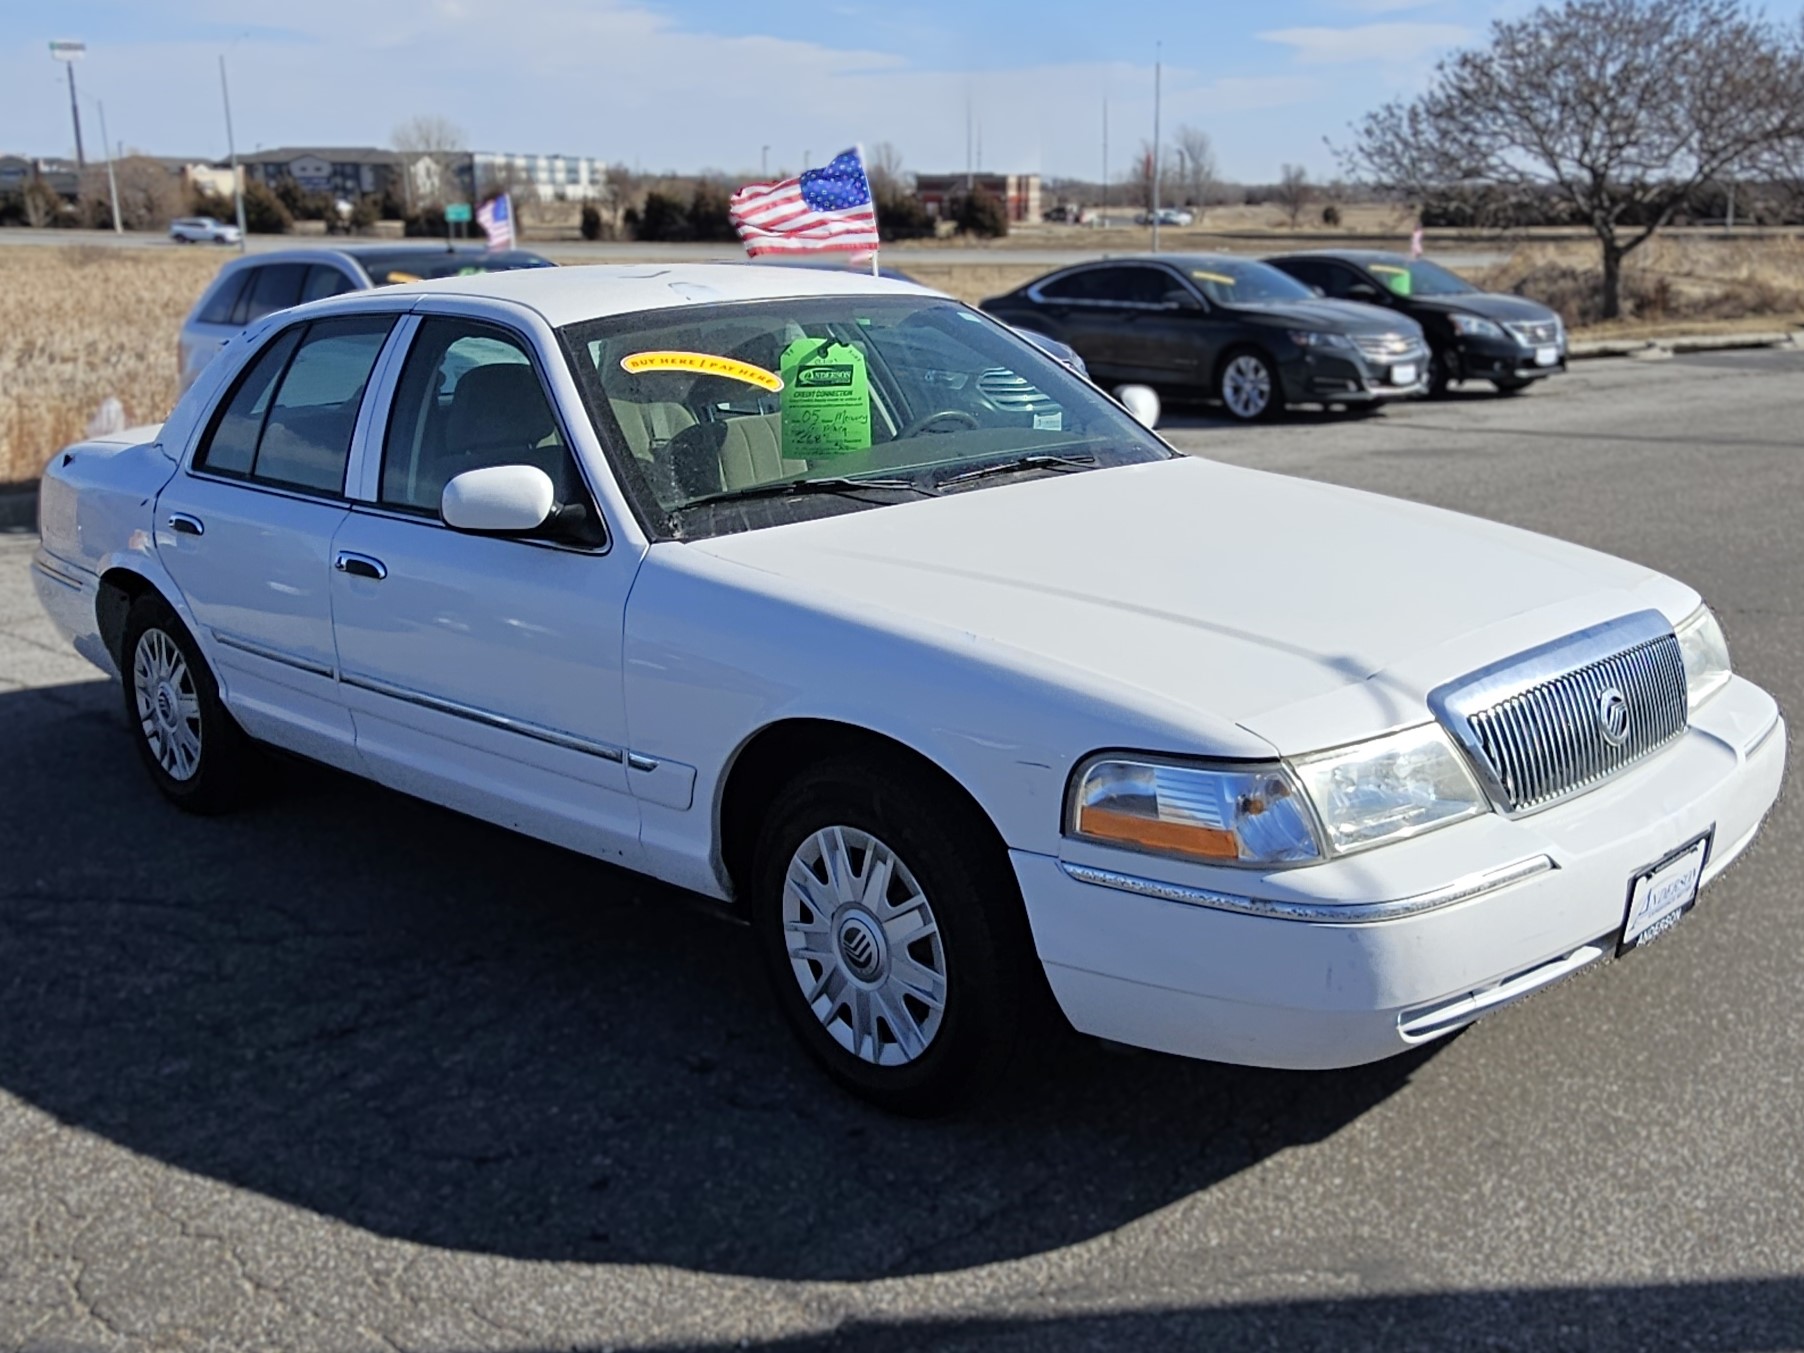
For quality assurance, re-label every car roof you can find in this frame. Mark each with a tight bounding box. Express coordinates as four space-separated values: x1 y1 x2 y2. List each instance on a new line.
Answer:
1050 253 1272 271
1267 249 1411 266
354 261 943 326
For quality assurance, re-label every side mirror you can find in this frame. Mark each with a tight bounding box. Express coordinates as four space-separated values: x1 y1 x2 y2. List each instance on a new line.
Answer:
1162 289 1203 311
1309 285 1327 298
441 464 556 534
1346 283 1385 303
1114 384 1161 430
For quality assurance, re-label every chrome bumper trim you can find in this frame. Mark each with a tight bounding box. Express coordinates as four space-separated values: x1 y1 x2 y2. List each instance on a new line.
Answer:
1059 854 1556 925
1398 939 1607 1041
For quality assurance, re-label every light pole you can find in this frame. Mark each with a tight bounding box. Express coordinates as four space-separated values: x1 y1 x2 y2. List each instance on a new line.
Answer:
88 97 122 233
50 40 88 170
761 145 770 178
1151 41 1163 253
218 52 248 251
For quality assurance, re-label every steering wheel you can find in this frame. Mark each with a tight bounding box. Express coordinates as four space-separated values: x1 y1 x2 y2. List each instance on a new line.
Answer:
896 409 980 439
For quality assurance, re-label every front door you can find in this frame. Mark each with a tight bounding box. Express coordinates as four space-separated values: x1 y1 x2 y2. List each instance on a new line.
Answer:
157 313 399 770
328 315 646 867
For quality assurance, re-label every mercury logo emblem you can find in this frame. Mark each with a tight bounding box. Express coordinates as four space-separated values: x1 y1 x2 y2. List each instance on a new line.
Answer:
1598 687 1632 747
837 914 882 980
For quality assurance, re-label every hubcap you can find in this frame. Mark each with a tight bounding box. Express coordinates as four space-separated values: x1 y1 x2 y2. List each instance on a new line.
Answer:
1222 355 1273 419
132 628 203 782
781 825 948 1067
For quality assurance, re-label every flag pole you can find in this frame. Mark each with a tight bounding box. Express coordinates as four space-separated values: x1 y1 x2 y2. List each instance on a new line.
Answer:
857 143 880 278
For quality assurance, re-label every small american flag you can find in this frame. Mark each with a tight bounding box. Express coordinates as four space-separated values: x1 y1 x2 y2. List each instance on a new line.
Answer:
477 193 515 251
729 148 880 256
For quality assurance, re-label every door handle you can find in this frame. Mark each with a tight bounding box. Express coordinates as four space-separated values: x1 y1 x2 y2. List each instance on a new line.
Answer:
167 513 204 537
334 551 387 581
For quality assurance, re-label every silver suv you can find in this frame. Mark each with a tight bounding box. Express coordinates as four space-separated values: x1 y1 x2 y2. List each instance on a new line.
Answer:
169 216 243 245
177 243 554 392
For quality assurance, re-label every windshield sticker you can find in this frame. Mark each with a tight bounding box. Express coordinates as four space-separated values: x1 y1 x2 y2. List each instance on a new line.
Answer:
620 351 785 391
1190 270 1238 286
780 337 871 457
1369 264 1414 297
1034 411 1064 431
384 271 423 284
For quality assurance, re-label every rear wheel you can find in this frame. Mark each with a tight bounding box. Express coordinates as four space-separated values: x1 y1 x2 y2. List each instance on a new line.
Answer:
120 594 253 814
1428 346 1457 398
1216 348 1282 422
750 756 1029 1115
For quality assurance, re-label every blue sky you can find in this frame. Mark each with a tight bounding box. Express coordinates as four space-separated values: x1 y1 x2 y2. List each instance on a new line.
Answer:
7 0 1804 183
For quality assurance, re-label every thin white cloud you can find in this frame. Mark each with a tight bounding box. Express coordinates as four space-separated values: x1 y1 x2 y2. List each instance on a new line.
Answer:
1259 22 1473 65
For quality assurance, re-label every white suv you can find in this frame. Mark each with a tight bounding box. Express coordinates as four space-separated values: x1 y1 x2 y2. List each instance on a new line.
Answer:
169 217 242 245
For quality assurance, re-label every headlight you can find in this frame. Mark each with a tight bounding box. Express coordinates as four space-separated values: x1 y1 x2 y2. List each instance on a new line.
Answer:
1287 330 1353 350
1288 724 1488 855
1676 605 1732 711
1448 314 1505 339
1069 757 1323 867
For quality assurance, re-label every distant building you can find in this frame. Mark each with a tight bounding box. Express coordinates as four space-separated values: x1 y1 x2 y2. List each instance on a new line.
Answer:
235 147 404 200
471 151 610 203
0 155 80 201
913 173 1042 223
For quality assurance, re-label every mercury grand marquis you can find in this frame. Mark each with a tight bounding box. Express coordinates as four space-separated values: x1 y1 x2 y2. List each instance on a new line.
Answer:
30 265 1785 1113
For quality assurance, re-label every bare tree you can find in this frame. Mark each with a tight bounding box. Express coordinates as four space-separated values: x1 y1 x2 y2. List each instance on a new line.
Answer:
866 141 908 197
1172 125 1217 212
1275 164 1312 227
83 156 182 230
1342 0 1804 318
392 114 467 210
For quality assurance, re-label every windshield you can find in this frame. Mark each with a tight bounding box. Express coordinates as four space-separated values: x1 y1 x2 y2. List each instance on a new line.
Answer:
1184 259 1315 306
561 296 1171 539
1368 258 1477 298
357 249 554 286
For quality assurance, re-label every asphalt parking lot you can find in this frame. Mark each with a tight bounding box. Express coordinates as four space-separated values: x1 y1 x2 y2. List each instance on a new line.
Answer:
1 350 1801 1352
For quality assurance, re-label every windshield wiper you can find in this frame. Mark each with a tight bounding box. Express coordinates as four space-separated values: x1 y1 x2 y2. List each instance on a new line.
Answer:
937 452 1098 488
680 475 936 510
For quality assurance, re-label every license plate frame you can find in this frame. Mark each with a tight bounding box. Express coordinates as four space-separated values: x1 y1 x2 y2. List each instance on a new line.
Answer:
1390 362 1419 387
1618 828 1713 956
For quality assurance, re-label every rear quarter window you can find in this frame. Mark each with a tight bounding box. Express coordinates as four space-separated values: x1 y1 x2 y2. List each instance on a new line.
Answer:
197 271 251 326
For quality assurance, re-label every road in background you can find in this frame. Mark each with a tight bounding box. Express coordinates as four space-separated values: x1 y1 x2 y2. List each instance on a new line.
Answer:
0 351 1799 1351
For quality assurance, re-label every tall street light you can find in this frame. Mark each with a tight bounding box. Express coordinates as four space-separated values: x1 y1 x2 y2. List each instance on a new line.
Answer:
50 40 88 170
1151 41 1163 253
81 94 122 234
218 51 249 251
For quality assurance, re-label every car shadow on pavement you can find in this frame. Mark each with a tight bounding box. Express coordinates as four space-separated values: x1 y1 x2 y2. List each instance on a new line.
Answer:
0 680 1440 1282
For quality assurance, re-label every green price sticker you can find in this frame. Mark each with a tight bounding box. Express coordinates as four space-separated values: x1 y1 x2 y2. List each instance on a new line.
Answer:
1371 263 1413 297
780 338 871 458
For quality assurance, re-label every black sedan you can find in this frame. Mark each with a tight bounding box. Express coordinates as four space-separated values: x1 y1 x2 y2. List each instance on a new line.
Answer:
980 255 1429 421
1266 251 1567 397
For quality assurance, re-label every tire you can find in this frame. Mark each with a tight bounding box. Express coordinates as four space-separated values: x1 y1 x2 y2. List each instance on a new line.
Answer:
749 755 1031 1115
1215 347 1283 422
120 594 254 814
1428 345 1457 398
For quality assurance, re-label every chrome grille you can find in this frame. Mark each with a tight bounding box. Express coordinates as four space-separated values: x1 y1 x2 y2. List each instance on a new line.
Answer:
1505 319 1562 347
1431 614 1689 815
1353 333 1423 361
977 367 1054 411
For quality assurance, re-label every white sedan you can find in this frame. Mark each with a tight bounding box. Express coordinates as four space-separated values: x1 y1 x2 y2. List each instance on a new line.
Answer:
30 265 1785 1114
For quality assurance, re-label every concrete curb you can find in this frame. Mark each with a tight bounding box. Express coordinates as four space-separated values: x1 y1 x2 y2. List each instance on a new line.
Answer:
0 486 38 534
1569 331 1801 361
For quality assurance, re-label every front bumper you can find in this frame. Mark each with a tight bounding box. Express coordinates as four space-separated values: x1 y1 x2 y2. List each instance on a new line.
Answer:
1454 334 1567 384
1282 345 1430 406
1013 675 1785 1069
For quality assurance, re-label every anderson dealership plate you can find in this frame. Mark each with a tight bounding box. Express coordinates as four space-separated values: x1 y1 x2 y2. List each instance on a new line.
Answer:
1620 829 1713 954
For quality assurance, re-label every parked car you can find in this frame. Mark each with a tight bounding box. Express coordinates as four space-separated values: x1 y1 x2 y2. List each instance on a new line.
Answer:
178 244 555 393
169 216 242 246
1266 251 1568 396
981 255 1430 420
1135 208 1195 227
32 265 1783 1114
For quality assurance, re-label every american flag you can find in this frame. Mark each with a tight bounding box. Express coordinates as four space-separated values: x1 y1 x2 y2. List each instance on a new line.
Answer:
729 148 880 256
477 193 515 251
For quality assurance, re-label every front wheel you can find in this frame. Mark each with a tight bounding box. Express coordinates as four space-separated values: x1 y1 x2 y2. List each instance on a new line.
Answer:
1216 349 1282 422
750 757 1030 1115
120 594 254 814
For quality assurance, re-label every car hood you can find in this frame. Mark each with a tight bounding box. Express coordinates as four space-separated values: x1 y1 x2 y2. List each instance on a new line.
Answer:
689 457 1688 753
1233 299 1418 335
1411 292 1560 324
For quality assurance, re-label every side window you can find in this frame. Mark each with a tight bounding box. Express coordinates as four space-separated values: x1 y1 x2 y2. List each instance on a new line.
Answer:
238 263 308 323
198 271 251 326
252 316 395 494
1111 267 1187 306
1278 259 1331 293
380 318 580 516
1037 268 1116 303
193 328 302 477
1330 264 1382 300
301 264 357 304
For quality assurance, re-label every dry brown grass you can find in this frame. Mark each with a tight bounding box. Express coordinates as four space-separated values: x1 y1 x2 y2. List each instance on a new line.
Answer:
0 246 219 486
1477 235 1804 332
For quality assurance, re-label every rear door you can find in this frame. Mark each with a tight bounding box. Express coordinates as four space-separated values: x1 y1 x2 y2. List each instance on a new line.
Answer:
1028 265 1203 386
157 312 403 770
